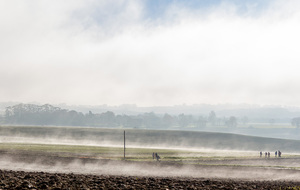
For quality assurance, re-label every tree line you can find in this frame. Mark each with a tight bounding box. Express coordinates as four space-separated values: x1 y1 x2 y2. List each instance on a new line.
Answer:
3 103 300 128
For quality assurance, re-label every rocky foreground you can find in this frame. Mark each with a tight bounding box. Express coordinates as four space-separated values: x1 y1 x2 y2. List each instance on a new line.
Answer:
1 169 300 190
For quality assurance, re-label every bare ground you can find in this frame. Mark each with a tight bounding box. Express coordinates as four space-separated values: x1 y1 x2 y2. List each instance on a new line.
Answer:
1 150 300 189
2 169 300 190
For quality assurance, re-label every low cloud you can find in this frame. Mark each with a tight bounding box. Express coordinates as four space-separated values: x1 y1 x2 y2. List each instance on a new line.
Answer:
0 0 300 106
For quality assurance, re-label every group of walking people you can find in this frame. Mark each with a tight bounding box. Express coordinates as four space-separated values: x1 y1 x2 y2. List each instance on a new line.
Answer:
260 150 282 158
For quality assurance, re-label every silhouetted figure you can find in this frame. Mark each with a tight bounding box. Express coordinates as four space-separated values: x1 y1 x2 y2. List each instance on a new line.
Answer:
260 151 262 157
278 150 282 157
155 153 160 161
275 151 277 157
268 152 270 158
265 152 267 158
152 152 155 159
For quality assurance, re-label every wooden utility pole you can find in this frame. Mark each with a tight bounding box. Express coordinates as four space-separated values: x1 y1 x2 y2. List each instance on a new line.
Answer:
124 130 126 160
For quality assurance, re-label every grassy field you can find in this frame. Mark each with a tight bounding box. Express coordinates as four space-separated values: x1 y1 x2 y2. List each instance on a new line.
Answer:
0 142 261 161
1 141 300 163
0 142 182 161
1 125 300 154
2 126 300 184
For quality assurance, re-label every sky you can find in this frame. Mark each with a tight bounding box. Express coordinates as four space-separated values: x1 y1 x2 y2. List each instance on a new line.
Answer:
0 0 300 107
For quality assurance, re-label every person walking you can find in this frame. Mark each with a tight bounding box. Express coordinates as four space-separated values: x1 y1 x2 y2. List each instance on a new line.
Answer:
154 153 160 161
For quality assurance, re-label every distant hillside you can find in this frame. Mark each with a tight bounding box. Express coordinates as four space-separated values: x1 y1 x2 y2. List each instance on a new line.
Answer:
0 126 300 153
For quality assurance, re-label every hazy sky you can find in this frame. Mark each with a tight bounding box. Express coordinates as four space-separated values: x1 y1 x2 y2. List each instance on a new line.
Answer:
1 0 300 106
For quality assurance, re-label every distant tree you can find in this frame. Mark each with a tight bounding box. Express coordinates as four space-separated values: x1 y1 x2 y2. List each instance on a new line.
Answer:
226 116 237 128
67 110 85 126
142 112 161 128
115 114 129 128
130 116 143 128
162 113 174 128
0 115 3 124
291 117 300 128
177 113 189 128
197 116 207 128
241 116 249 125
85 111 95 126
208 111 216 126
98 111 116 127
120 115 142 128
4 103 85 126
215 118 223 126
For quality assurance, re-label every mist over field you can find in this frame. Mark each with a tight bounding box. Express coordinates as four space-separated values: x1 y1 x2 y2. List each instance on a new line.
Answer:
2 125 300 182
1 126 300 153
1 156 300 181
2 1 300 188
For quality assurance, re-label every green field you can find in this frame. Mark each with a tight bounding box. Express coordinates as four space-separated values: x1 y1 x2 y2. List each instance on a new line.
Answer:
1 125 300 152
0 142 182 161
2 141 300 169
2 125 300 172
3 126 300 183
0 142 278 161
1 125 300 157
